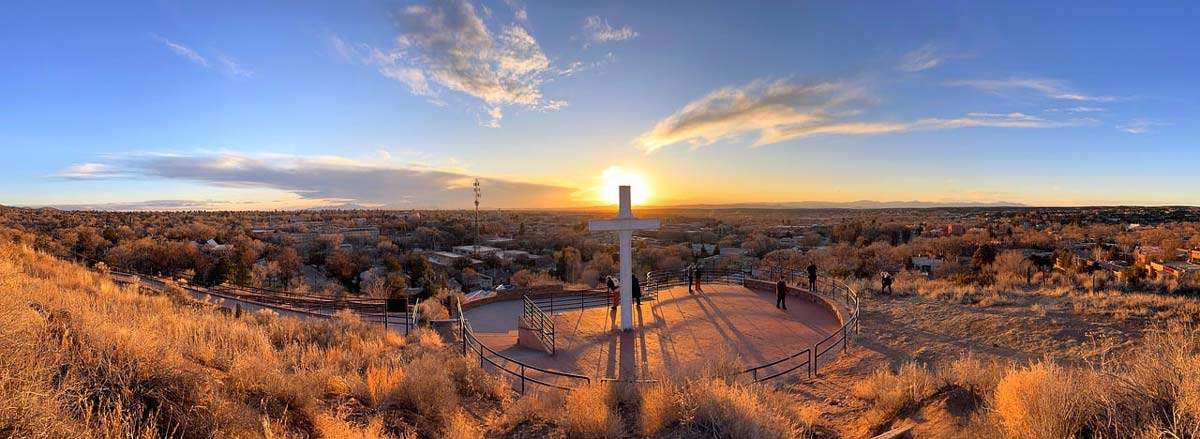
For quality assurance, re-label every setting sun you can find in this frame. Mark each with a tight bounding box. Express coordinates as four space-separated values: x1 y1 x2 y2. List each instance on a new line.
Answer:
598 166 652 206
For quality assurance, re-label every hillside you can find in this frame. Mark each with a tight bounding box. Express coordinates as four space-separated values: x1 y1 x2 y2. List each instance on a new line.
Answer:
0 240 823 438
5 237 1200 438
0 239 512 438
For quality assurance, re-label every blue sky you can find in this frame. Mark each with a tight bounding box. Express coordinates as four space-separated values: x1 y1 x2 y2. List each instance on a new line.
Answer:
1 0 1197 209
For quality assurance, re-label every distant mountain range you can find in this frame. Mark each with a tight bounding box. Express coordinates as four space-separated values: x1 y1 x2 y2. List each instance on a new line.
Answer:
646 200 1028 210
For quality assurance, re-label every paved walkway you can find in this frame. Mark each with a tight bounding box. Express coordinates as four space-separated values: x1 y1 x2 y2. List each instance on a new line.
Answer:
463 283 842 384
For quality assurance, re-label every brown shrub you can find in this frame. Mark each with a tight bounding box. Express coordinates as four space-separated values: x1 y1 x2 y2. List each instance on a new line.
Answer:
854 362 939 424
993 362 1093 438
560 383 622 438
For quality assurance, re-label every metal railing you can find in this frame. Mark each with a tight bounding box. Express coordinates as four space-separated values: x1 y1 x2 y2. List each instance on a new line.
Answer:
643 267 860 383
533 289 612 314
458 301 590 394
521 295 556 355
644 268 747 296
530 284 661 315
91 253 417 332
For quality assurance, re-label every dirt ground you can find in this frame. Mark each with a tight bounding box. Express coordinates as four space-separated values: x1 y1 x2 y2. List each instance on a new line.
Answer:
780 291 1149 438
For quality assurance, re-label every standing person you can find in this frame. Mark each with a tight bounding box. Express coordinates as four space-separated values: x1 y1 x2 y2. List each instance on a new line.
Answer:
632 275 643 306
686 264 695 294
775 277 788 310
606 275 619 310
806 263 818 292
693 264 704 293
881 271 894 295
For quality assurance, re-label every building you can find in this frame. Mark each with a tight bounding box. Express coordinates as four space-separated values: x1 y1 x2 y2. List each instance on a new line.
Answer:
1135 246 1162 265
496 249 539 263
1148 261 1200 280
425 251 474 268
341 227 380 242
944 224 966 236
451 245 501 258
462 271 494 289
911 256 944 276
204 239 229 252
484 237 515 247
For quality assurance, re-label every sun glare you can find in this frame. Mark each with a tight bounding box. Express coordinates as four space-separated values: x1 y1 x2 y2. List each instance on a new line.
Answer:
598 166 652 205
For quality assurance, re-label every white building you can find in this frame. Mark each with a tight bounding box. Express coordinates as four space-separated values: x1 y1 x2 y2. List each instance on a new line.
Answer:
425 251 481 268
911 256 944 275
496 249 540 262
451 245 501 258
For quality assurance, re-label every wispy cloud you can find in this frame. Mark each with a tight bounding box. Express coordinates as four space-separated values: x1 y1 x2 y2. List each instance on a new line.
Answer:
896 44 945 72
634 79 1094 153
56 163 122 179
915 112 1094 129
49 199 261 212
155 36 254 78
217 54 255 78
155 36 208 67
333 0 558 128
57 152 575 208
1045 106 1106 113
1117 118 1169 134
582 16 637 44
951 77 1123 102
633 79 882 152
503 0 527 21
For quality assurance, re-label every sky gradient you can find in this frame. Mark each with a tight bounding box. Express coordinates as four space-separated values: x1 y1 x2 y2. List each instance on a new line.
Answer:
2 1 1197 209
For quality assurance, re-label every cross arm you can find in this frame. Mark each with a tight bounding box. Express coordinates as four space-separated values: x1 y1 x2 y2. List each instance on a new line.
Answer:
588 218 661 232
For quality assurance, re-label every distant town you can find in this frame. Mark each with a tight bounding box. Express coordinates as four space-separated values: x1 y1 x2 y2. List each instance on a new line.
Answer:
3 204 1198 303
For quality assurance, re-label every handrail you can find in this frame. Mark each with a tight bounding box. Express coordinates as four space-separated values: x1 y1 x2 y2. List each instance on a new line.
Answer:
521 295 556 355
457 301 589 394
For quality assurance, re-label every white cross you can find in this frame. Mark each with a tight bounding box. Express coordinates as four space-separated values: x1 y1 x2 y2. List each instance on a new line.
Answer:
588 185 660 331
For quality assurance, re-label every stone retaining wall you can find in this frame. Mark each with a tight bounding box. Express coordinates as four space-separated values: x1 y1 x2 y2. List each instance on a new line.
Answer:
744 278 847 326
461 284 606 310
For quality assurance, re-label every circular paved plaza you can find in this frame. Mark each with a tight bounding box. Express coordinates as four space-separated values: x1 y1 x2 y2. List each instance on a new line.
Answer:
463 282 843 386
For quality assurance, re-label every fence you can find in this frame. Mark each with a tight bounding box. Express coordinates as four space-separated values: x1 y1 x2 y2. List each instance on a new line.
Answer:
521 295 556 355
643 268 746 296
99 259 416 333
529 284 661 315
458 301 590 394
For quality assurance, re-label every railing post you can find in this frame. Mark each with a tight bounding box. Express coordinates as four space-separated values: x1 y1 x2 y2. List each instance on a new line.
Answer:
808 349 815 378
520 364 526 395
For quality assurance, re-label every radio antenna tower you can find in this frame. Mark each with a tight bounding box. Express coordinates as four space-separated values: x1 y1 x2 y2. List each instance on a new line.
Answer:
473 178 481 253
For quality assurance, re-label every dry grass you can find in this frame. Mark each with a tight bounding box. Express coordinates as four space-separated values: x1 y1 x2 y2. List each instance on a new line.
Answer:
16 236 1200 438
993 362 1093 438
559 383 622 438
848 328 1200 438
853 363 939 426
0 241 501 438
637 382 678 436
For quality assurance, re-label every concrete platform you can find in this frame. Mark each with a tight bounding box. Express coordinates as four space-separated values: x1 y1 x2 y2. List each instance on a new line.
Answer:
463 283 842 385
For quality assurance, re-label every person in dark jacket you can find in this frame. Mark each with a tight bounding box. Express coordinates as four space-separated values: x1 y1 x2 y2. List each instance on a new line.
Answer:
806 263 818 292
775 278 788 310
606 275 619 309
881 271 894 295
692 264 704 293
632 276 643 306
686 264 695 294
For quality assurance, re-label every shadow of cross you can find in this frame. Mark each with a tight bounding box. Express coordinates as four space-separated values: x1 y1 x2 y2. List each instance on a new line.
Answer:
588 185 659 332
